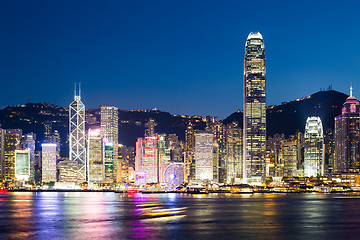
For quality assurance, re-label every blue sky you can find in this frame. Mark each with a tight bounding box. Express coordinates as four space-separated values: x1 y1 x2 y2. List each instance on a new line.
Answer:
0 1 359 118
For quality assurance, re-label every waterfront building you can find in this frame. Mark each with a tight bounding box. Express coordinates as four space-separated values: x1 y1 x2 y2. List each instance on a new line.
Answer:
243 32 267 183
118 145 135 183
283 140 298 177
304 117 324 177
87 129 104 184
23 133 36 181
195 131 213 181
158 135 171 184
69 83 87 182
135 137 158 183
212 141 219 183
324 128 334 175
184 123 195 182
104 142 114 182
266 134 285 178
226 122 243 184
14 149 30 181
58 160 79 182
206 117 226 183
3 129 22 182
334 87 360 173
42 143 57 183
100 105 119 182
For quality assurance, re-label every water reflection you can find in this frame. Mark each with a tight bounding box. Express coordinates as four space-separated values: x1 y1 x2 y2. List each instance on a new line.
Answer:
1 192 360 239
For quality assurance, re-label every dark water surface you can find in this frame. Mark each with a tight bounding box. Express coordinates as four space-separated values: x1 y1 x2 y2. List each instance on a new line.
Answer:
1 192 360 240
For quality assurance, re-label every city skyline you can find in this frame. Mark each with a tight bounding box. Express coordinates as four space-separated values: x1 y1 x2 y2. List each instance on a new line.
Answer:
1 1 360 118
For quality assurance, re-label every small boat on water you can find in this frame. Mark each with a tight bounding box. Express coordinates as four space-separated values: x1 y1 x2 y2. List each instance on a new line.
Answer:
186 187 208 194
230 188 254 194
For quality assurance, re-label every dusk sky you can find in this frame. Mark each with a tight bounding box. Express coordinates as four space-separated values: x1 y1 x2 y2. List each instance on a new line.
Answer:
1 1 359 119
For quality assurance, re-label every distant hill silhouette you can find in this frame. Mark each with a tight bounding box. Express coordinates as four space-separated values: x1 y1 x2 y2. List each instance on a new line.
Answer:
223 90 349 137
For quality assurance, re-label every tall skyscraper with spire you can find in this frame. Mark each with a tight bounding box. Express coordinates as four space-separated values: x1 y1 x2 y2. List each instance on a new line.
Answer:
69 83 87 182
243 32 266 184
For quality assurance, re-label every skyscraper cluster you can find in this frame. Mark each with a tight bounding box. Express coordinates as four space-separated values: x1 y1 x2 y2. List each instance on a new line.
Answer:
1 32 360 190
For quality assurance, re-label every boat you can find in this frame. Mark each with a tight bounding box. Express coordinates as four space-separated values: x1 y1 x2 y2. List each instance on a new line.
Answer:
186 187 208 194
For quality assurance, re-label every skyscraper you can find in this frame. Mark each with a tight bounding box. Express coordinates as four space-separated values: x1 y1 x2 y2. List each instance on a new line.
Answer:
23 133 36 182
42 143 57 183
184 123 195 182
3 129 22 182
15 149 30 181
195 131 213 181
135 137 158 183
304 117 324 177
226 122 243 184
100 105 119 182
334 87 360 173
243 32 266 183
69 83 87 182
87 129 104 184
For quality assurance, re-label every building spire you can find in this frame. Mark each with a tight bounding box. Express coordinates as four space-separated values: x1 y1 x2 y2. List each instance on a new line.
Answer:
79 82 81 97
350 83 353 97
74 82 77 98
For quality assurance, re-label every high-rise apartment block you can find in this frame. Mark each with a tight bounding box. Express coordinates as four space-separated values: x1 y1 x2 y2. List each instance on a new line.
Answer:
243 32 266 183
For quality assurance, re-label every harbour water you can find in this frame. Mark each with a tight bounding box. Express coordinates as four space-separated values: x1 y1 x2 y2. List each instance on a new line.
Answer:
1 192 360 240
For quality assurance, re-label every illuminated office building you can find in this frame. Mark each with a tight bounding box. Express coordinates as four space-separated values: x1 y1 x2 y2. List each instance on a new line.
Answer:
3 129 22 182
283 140 298 177
304 117 324 177
158 135 171 184
88 129 104 183
69 83 87 182
23 133 36 182
42 143 57 182
226 122 243 184
15 149 30 181
135 137 158 183
100 105 119 182
104 143 114 182
58 160 79 182
195 131 213 181
206 117 226 183
243 32 266 183
334 87 360 173
184 123 195 182
145 118 156 137
44 120 52 142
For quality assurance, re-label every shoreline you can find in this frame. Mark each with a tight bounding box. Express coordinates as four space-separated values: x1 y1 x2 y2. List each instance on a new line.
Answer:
5 189 360 194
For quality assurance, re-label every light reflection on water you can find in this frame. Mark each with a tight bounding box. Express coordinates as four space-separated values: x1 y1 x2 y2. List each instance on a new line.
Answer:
1 192 360 239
